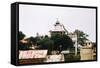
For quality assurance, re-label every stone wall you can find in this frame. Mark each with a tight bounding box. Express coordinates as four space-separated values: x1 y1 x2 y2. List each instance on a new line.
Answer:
80 46 93 60
45 54 64 62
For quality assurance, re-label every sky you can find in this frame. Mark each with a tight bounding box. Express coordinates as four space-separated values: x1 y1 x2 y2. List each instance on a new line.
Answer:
19 4 96 42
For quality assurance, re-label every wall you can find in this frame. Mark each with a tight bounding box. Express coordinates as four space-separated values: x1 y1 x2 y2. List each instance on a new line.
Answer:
0 0 99 68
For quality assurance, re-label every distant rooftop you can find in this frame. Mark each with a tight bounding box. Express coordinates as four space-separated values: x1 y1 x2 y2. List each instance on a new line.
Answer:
51 19 65 32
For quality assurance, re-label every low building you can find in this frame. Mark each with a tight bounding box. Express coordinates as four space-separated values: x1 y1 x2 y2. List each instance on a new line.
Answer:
80 40 96 60
19 50 48 64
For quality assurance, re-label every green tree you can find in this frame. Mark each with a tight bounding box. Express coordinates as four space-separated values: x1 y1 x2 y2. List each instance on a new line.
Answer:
51 34 73 51
19 42 32 50
19 31 32 50
74 29 88 46
61 34 73 50
39 36 54 54
51 34 62 50
27 36 37 45
19 31 25 40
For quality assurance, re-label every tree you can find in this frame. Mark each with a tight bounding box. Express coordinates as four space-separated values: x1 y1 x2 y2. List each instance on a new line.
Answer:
19 31 32 50
37 35 54 54
74 29 88 46
61 34 73 50
19 31 25 40
51 34 62 50
27 36 37 45
39 36 54 54
18 42 32 50
51 34 73 51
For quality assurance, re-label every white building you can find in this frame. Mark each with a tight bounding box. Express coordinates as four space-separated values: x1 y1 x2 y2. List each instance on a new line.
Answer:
49 19 78 55
49 19 68 36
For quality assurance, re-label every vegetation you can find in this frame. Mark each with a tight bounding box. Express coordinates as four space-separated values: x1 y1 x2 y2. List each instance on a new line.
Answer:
51 34 73 51
19 31 32 50
18 31 73 53
18 29 88 53
19 31 25 40
27 36 37 45
74 29 88 46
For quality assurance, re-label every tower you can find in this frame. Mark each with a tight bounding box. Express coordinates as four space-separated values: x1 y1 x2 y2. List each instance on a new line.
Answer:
50 19 68 36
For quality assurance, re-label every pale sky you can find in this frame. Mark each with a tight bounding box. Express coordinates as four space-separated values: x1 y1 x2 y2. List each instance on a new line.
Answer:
19 4 96 42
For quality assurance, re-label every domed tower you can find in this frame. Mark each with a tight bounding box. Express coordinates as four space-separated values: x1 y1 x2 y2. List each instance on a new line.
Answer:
50 19 68 36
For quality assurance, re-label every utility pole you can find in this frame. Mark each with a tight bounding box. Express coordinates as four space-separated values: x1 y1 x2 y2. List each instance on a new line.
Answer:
75 33 78 56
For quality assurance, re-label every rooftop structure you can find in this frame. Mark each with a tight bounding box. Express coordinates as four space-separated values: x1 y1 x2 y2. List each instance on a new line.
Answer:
50 19 68 36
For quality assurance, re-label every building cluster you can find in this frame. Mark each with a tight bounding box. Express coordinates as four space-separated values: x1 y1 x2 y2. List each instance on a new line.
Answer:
19 19 96 64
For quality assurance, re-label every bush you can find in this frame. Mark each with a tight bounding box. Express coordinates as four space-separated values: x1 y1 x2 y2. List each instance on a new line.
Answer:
64 53 80 62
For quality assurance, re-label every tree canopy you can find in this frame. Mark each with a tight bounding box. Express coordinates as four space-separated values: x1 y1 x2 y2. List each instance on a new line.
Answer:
19 31 32 50
74 29 88 46
27 36 37 45
19 31 25 40
39 36 54 50
51 34 73 51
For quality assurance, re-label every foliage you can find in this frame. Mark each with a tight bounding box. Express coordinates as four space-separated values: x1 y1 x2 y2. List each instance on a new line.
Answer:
18 31 32 50
51 34 73 51
19 42 32 50
27 36 37 45
74 29 88 46
39 36 54 50
19 31 25 40
18 31 73 51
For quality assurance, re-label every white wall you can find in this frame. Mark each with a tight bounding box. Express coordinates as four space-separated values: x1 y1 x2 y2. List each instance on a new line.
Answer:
0 0 99 68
